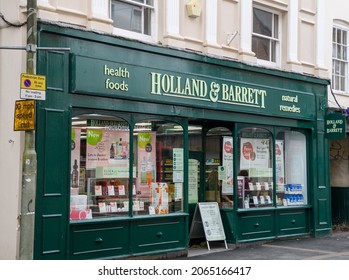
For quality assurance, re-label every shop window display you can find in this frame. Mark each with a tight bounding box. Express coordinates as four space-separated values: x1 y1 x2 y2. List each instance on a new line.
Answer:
237 127 273 209
69 115 184 221
236 128 308 209
275 131 308 207
133 120 184 216
70 114 132 220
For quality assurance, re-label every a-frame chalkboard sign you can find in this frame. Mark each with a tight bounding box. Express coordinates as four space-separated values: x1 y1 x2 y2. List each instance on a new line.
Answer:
189 202 228 250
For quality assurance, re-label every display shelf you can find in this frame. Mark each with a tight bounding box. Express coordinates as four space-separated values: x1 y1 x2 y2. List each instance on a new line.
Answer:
276 184 306 207
70 177 147 220
240 179 273 209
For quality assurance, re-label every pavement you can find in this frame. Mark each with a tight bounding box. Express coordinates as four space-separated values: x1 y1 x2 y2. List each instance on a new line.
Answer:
177 230 349 260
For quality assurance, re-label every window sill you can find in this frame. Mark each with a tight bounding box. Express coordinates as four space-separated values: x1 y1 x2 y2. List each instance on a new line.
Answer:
112 27 156 44
236 205 312 213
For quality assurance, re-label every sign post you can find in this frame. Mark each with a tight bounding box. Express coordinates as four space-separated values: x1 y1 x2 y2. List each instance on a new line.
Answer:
189 202 228 250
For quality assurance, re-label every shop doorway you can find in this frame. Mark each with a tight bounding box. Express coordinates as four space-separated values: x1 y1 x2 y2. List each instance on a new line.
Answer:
188 123 234 208
187 123 234 222
188 123 233 246
204 126 234 208
188 151 205 222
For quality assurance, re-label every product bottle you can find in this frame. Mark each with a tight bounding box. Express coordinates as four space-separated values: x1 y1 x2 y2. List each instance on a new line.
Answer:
71 159 79 189
110 144 115 159
140 157 147 184
121 139 127 159
117 138 123 157
146 157 153 183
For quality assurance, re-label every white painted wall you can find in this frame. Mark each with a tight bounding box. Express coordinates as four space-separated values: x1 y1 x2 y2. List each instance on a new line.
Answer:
0 0 26 259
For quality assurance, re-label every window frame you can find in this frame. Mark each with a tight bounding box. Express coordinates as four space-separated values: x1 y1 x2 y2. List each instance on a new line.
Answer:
110 0 157 43
235 124 310 210
69 110 186 222
236 126 274 209
332 24 349 94
252 6 281 68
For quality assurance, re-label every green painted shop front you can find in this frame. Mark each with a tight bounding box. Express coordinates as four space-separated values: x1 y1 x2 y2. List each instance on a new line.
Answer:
33 22 331 260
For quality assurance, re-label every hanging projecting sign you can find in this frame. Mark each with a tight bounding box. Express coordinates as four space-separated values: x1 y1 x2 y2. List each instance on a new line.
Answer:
20 73 46 100
14 99 35 131
325 113 346 139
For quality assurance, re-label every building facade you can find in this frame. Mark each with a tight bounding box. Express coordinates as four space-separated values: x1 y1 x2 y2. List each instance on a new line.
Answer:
0 0 344 260
323 0 349 226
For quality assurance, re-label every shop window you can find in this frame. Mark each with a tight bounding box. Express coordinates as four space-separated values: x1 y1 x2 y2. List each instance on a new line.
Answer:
275 131 308 207
332 25 348 93
252 7 280 66
133 120 184 215
205 127 233 209
70 114 131 220
110 0 154 36
237 127 273 209
188 124 203 151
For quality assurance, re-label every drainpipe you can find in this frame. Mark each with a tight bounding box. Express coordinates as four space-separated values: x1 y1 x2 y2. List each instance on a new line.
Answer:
19 0 37 260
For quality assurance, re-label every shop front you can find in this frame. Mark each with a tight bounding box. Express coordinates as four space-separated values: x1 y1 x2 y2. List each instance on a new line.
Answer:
34 23 331 260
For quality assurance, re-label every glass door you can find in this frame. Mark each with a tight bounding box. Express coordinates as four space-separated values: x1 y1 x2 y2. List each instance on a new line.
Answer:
205 127 234 209
188 151 205 225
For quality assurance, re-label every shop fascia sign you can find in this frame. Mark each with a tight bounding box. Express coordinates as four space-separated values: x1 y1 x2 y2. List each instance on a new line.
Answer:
72 56 313 120
149 72 268 109
102 62 269 109
104 64 302 113
325 113 346 139
149 71 305 114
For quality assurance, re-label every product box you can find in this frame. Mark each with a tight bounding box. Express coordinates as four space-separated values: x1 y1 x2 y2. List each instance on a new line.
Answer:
260 196 265 204
110 201 118 212
253 196 259 206
95 185 102 196
98 202 107 213
107 185 115 196
70 208 92 220
70 195 87 210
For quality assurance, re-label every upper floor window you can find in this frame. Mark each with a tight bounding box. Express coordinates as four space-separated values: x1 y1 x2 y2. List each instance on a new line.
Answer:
111 0 154 36
252 7 280 66
332 25 348 93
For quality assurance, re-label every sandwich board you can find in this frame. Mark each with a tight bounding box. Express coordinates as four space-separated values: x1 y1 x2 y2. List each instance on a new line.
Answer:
189 202 228 250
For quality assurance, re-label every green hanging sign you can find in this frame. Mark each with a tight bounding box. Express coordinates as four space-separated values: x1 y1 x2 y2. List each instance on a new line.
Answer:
325 113 346 139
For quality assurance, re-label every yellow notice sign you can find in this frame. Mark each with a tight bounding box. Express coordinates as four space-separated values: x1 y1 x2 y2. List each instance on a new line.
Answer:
20 73 46 100
14 100 35 131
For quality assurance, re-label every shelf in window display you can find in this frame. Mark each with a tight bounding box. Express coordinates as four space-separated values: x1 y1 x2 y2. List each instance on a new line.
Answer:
244 195 273 208
91 199 146 214
163 159 173 165
164 174 173 180
282 194 305 206
93 184 129 197
246 182 272 192
163 167 173 172
206 158 220 165
284 184 303 194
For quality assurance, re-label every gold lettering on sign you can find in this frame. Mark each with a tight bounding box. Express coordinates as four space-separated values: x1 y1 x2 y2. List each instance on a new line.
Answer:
280 95 301 114
103 64 130 92
150 72 267 109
